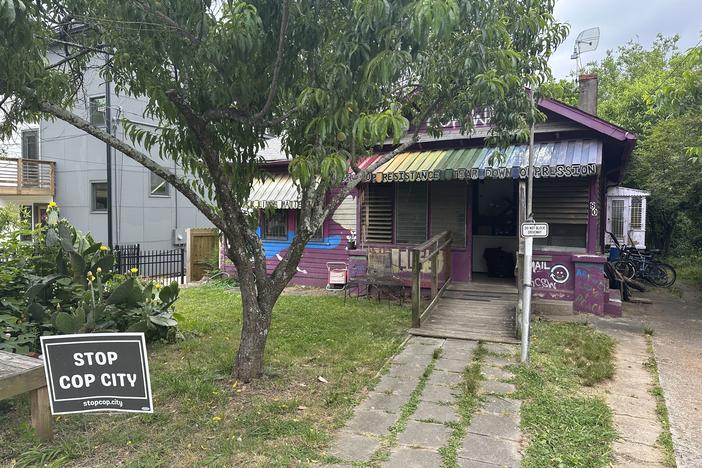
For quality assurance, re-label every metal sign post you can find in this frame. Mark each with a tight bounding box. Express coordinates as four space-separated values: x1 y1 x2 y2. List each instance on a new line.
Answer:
521 91 537 364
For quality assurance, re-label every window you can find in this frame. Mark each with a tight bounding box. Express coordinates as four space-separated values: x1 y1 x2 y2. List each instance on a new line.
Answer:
150 171 170 197
431 181 467 247
396 183 428 244
631 197 643 229
611 199 624 240
533 178 589 248
89 96 106 126
262 210 288 239
361 184 394 243
21 130 38 159
91 182 108 212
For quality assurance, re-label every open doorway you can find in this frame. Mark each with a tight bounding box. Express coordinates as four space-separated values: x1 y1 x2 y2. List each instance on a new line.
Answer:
472 179 517 278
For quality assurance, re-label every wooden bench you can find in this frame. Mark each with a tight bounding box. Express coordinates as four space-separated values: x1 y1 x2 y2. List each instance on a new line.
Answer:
0 350 52 440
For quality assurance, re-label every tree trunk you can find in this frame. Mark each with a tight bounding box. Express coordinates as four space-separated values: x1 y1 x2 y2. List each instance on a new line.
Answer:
233 272 275 382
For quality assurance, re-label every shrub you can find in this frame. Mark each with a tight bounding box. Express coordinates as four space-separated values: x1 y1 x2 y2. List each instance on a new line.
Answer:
0 204 179 354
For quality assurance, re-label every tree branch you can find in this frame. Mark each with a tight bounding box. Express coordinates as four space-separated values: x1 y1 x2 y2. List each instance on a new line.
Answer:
253 0 290 121
36 100 226 232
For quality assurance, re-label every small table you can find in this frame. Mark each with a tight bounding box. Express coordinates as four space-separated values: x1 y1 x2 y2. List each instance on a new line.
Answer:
0 350 52 440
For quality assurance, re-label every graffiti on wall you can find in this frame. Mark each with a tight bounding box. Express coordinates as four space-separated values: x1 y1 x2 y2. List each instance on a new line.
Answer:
531 261 570 289
573 264 605 315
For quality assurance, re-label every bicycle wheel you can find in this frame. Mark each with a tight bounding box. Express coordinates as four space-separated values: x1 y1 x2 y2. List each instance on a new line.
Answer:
651 262 677 288
612 260 636 280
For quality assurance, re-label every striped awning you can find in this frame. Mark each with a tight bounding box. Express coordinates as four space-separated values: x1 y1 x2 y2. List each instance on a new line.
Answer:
359 139 601 183
249 174 300 209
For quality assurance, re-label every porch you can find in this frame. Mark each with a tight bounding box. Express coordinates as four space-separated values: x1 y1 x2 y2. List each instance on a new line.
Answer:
0 157 55 196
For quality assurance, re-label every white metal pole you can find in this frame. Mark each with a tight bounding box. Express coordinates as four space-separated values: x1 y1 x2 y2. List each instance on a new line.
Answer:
521 90 536 363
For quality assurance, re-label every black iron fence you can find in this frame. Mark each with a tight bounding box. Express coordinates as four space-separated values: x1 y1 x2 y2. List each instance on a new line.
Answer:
114 244 185 284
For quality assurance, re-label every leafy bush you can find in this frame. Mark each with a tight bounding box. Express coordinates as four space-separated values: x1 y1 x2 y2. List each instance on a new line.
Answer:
0 204 180 354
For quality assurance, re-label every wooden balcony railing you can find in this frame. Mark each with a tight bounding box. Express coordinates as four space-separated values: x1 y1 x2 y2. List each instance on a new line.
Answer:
0 158 55 196
411 230 453 328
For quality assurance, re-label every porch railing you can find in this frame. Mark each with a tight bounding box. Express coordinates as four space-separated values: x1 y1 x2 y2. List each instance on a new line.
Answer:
411 230 453 327
0 157 56 196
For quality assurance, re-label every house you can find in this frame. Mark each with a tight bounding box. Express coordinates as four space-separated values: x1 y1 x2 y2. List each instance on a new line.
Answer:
221 74 637 317
0 126 55 227
606 186 649 248
27 51 213 250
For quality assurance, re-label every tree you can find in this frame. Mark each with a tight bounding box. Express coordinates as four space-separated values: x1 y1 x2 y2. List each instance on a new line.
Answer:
0 0 567 381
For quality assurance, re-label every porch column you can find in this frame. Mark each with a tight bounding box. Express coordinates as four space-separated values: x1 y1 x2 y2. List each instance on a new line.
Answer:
587 175 601 254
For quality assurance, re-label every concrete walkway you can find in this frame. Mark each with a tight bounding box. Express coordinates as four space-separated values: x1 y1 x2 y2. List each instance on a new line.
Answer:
325 337 522 467
634 284 702 468
597 327 665 466
458 343 521 468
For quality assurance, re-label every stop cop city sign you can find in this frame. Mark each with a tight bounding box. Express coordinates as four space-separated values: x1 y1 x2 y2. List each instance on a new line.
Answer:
40 333 153 415
520 222 549 238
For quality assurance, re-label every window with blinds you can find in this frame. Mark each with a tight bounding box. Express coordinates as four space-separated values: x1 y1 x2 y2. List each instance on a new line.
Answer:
533 178 589 248
631 197 642 229
362 184 394 243
431 181 467 247
396 183 428 244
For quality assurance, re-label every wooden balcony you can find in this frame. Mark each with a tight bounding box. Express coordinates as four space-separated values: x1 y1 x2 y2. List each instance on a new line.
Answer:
0 157 55 197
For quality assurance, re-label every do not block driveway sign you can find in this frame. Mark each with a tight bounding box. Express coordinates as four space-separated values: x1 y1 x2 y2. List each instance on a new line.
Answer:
40 333 153 415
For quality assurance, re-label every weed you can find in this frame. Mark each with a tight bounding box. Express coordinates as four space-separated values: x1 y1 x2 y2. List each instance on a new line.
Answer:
644 335 676 468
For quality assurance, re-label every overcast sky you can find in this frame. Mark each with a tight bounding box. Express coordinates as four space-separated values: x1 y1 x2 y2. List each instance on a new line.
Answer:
549 0 701 79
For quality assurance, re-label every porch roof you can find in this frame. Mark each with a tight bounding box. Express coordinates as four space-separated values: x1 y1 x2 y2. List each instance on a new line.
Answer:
359 139 602 183
249 174 300 209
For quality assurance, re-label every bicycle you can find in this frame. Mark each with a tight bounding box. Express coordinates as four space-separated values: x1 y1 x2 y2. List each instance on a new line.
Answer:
607 232 676 288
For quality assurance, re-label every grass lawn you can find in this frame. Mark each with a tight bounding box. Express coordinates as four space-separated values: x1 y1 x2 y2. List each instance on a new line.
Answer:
513 321 617 468
1 286 408 467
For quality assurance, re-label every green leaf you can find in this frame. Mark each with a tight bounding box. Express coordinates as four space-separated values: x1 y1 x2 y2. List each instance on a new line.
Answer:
55 311 79 334
149 315 177 327
106 277 140 306
126 320 148 332
27 302 46 322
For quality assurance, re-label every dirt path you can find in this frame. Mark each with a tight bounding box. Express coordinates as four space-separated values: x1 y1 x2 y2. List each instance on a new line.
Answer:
633 284 702 468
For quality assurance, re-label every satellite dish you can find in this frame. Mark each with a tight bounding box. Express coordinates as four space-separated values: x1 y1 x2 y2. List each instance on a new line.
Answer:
570 27 600 73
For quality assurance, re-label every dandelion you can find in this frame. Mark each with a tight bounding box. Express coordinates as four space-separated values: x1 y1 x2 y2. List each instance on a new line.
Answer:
130 267 138 274
96 267 102 273
99 245 109 251
48 201 57 208
212 416 222 422
155 283 162 289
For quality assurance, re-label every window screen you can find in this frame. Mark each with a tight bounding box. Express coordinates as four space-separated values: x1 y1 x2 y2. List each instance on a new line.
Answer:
263 210 287 239
92 182 108 212
396 183 427 244
611 199 624 240
361 184 394 243
430 181 467 247
89 96 106 126
630 197 642 229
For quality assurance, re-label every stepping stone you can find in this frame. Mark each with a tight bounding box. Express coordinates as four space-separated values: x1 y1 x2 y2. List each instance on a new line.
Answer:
374 375 419 396
467 413 521 442
480 396 521 416
411 337 445 347
345 409 399 436
412 400 459 424
357 392 407 414
421 384 457 403
481 365 514 381
328 431 381 462
483 343 517 356
458 432 521 467
426 369 463 387
457 459 503 468
402 344 439 357
435 358 469 373
443 339 478 354
387 363 427 380
481 380 516 396
383 447 443 468
397 420 452 449
482 355 513 368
